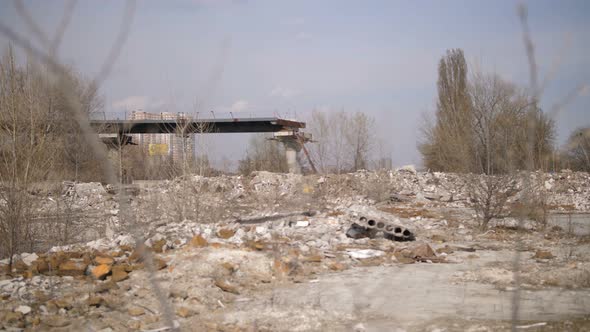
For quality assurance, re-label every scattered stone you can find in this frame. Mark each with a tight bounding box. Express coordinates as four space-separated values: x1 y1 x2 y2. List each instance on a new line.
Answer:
353 322 366 332
221 262 236 274
111 265 129 282
128 306 145 317
346 249 385 259
152 239 167 253
169 288 189 299
431 234 447 243
533 250 554 260
127 320 141 330
190 234 208 247
87 296 104 307
176 306 195 318
94 281 119 293
255 226 268 235
53 297 73 310
94 254 115 265
92 264 112 280
291 220 310 227
273 258 293 277
214 278 240 294
15 305 31 315
44 315 71 327
64 251 85 259
58 260 88 276
0 171 586 330
397 164 417 174
141 315 159 325
32 258 49 274
3 311 24 325
302 254 323 263
217 228 236 239
110 250 125 258
14 259 28 272
409 243 436 259
154 257 167 270
389 194 411 202
436 246 454 255
328 262 346 271
21 253 39 266
129 248 145 263
393 253 415 264
246 240 266 251
119 245 134 252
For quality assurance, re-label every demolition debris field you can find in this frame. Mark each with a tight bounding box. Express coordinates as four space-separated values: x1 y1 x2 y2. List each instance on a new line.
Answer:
1 169 590 331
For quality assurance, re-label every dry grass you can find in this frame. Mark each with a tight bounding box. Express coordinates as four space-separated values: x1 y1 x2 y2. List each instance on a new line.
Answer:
545 203 576 211
326 210 345 217
379 205 441 219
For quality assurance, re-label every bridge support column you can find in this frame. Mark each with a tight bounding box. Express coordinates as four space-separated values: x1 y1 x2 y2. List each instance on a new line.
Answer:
281 137 302 174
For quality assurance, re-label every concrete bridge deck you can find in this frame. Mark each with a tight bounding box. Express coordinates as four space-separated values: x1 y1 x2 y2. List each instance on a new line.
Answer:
90 117 305 134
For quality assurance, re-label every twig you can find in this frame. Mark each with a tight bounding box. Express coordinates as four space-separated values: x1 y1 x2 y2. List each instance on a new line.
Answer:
13 0 51 48
92 0 136 87
50 0 78 56
0 3 178 330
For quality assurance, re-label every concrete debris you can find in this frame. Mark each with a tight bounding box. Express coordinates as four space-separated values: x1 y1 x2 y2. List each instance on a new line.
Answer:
408 243 436 259
516 322 548 329
290 220 310 227
397 164 417 174
14 305 31 315
0 169 589 331
21 253 38 266
533 250 554 260
214 279 240 295
346 249 385 259
346 216 415 241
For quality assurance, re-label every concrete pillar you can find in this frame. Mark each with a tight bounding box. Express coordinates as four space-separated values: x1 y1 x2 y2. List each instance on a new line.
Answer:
281 138 302 174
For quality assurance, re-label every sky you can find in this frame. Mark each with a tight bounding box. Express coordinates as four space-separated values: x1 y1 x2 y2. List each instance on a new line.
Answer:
1 0 589 168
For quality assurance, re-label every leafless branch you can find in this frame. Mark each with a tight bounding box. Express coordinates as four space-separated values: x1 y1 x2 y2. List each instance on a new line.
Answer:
13 0 51 49
50 0 78 56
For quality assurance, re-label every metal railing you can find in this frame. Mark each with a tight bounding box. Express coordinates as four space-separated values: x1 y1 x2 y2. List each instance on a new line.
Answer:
90 110 302 121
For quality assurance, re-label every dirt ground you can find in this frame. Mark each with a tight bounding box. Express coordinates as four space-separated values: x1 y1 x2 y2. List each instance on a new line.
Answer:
1 170 589 331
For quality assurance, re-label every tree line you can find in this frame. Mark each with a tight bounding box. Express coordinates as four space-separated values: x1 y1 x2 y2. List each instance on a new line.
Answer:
238 111 379 175
419 48 588 174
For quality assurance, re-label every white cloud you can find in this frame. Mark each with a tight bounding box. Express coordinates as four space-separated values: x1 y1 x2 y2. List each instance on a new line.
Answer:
270 86 299 98
112 96 149 111
230 100 249 112
111 96 169 112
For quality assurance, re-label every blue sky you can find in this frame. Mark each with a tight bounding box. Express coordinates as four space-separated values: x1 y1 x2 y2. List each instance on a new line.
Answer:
1 0 589 167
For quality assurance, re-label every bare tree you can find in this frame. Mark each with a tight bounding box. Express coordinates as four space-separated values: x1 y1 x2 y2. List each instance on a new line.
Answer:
345 112 374 171
238 134 288 175
469 71 529 174
421 49 556 175
467 173 519 230
0 48 58 265
57 71 104 181
562 127 590 171
307 110 375 173
420 49 474 172
330 111 349 173
308 110 331 173
0 2 178 327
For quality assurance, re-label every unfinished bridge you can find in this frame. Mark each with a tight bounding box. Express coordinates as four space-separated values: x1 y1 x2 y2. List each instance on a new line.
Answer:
90 115 312 173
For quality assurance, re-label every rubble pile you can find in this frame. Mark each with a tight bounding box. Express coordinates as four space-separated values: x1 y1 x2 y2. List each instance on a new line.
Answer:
0 169 588 330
